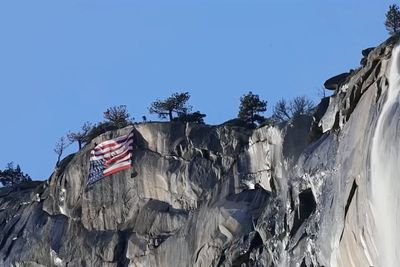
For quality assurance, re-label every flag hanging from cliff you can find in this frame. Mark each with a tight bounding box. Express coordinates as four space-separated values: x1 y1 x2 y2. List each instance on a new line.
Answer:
87 131 134 186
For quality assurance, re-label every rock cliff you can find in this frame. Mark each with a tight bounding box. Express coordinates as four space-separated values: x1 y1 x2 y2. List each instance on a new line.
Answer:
1 35 399 267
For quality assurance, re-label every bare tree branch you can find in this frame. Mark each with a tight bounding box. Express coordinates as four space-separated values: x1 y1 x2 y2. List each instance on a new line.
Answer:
54 136 69 167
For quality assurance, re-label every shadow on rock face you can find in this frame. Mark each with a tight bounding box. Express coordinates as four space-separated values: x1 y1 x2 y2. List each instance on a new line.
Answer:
290 188 316 238
144 199 188 215
283 115 314 163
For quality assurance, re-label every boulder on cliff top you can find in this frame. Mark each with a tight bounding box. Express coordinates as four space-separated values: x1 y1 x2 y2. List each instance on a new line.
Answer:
323 72 351 90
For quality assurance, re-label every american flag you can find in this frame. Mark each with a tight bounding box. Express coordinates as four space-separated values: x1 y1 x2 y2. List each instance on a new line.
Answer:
87 131 134 186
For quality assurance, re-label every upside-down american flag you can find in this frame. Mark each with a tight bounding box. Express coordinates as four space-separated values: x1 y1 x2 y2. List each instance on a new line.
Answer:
87 131 134 186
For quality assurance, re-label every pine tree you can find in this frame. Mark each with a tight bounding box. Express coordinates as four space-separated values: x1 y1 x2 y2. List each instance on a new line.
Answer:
67 121 93 150
149 92 192 121
238 91 267 125
0 162 32 187
176 111 206 124
385 4 400 35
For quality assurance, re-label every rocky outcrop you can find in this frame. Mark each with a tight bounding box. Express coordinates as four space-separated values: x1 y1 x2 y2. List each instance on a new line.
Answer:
1 35 399 267
0 122 302 267
296 34 400 266
360 47 375 66
324 72 351 91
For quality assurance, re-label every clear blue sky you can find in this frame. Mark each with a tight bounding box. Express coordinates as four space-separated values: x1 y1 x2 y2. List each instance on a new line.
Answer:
0 0 393 180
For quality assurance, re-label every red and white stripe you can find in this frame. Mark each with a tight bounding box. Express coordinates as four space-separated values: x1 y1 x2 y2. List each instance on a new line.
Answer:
90 132 133 177
90 138 133 161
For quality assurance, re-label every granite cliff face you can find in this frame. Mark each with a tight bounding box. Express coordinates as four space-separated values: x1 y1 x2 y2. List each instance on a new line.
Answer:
1 35 399 267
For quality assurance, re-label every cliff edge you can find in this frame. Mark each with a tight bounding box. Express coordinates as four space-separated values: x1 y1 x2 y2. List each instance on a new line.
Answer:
1 35 399 267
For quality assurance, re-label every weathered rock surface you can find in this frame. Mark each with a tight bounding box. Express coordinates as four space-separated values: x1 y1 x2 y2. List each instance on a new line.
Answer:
324 72 351 91
0 123 292 267
1 35 399 267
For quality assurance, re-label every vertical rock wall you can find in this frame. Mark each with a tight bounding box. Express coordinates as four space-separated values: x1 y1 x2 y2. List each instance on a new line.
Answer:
1 35 399 267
